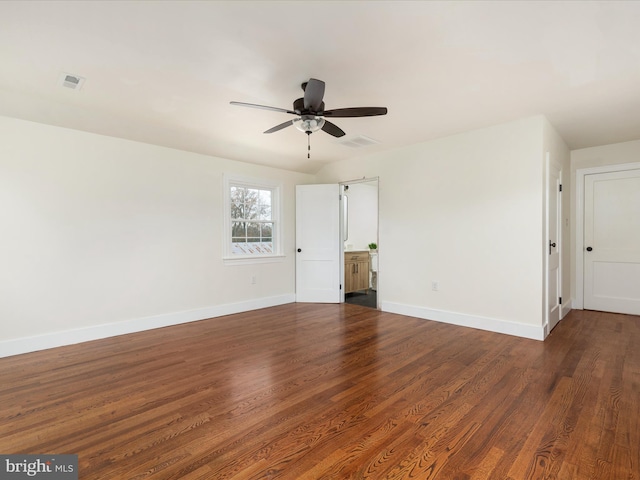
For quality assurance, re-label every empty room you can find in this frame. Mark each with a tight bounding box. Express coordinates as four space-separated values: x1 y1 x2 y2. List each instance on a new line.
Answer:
1 1 639 479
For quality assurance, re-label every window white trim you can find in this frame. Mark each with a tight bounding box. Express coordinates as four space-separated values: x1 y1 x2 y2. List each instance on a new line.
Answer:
223 174 284 265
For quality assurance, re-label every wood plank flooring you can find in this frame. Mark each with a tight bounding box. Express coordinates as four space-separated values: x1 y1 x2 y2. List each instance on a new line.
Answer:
1 304 639 479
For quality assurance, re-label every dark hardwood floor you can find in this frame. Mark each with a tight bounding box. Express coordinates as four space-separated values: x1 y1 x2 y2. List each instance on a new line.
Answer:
1 304 639 479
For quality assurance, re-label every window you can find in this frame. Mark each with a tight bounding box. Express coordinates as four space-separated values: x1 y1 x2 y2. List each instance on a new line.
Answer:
223 175 283 263
231 185 273 254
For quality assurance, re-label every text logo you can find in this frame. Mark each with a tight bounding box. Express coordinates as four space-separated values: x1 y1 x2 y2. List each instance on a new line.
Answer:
0 455 78 479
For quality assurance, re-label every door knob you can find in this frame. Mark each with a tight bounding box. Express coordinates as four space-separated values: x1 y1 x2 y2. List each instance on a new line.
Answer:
586 246 593 252
297 248 302 253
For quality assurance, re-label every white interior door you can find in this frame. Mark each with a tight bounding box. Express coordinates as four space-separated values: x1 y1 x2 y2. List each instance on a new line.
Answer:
296 184 341 303
546 158 562 330
584 168 640 315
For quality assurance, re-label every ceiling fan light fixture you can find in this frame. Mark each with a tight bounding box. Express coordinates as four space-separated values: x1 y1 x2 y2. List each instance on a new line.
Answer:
293 116 325 133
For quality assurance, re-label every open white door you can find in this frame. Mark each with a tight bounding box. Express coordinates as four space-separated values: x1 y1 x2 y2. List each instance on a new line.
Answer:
584 168 640 315
296 184 342 303
546 157 562 331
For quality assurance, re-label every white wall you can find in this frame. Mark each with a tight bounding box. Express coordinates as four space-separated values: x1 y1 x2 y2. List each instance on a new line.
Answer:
0 116 314 356
0 112 577 355
317 116 548 339
571 139 640 171
344 182 378 251
570 139 640 302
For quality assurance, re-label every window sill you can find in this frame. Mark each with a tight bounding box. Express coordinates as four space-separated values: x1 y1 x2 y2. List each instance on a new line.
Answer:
223 254 286 266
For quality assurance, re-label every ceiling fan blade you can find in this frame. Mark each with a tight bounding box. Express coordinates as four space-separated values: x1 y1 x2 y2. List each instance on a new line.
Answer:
264 120 294 134
303 78 325 111
322 107 388 117
230 101 296 115
321 120 346 137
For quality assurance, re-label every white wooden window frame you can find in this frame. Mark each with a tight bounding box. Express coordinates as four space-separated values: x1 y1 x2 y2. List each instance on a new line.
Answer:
223 174 284 265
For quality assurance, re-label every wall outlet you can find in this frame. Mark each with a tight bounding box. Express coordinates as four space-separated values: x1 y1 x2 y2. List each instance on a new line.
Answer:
251 275 257 285
431 281 439 291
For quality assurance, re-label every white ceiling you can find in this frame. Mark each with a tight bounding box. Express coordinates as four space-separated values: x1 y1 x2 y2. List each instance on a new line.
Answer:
1 1 640 174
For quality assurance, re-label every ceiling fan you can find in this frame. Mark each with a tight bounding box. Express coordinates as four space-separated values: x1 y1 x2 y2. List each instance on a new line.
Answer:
230 78 387 158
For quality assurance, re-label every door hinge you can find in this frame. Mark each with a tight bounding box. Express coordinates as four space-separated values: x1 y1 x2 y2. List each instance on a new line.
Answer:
559 296 562 304
340 284 342 290
559 184 562 192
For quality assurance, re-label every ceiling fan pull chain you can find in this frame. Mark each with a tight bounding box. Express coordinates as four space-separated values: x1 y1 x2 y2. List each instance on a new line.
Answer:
307 131 311 159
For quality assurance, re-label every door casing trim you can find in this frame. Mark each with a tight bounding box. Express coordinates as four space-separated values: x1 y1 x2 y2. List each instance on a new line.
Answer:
575 162 640 309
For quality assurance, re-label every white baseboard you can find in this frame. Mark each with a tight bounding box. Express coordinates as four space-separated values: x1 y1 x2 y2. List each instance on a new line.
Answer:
381 301 546 341
0 294 295 358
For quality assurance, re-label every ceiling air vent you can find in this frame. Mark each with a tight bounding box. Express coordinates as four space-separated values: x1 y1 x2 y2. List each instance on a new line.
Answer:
58 72 85 91
336 134 380 149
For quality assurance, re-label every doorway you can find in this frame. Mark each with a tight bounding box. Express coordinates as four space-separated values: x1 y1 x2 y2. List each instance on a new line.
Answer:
576 163 640 315
341 178 379 309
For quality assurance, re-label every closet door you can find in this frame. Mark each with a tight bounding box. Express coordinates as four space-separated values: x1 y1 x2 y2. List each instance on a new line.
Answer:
584 169 640 315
